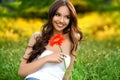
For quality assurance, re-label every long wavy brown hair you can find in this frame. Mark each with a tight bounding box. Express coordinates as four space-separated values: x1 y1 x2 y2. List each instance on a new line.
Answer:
27 0 82 63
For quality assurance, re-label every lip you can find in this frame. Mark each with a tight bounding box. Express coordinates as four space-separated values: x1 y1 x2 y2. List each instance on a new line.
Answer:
56 23 64 28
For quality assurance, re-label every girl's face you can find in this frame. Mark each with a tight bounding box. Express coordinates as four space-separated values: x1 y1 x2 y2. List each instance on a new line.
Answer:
52 5 70 34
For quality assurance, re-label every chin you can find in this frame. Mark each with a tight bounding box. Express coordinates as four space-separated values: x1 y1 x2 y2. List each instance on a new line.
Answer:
57 28 64 31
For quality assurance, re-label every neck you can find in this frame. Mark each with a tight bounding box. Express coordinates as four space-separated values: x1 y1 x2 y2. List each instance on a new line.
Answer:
53 31 63 36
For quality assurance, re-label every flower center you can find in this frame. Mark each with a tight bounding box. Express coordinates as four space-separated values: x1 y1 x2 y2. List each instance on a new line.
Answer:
54 38 60 42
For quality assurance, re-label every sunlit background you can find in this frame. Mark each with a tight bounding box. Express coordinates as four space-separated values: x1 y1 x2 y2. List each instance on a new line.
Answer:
0 0 120 80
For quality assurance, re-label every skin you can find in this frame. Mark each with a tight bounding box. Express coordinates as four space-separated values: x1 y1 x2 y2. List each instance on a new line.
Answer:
52 6 70 35
18 6 75 80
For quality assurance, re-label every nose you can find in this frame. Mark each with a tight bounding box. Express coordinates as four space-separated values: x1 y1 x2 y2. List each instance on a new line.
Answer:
60 17 64 23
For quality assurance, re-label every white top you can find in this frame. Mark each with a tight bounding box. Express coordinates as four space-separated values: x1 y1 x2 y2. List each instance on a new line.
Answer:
25 50 71 80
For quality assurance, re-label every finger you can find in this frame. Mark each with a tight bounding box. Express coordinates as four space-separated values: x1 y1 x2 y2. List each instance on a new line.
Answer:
59 54 64 59
60 53 67 57
57 55 64 63
57 57 63 63
63 54 67 57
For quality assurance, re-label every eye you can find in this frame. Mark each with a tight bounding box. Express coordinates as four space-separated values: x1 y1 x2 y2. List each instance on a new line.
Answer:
55 13 60 16
65 16 70 19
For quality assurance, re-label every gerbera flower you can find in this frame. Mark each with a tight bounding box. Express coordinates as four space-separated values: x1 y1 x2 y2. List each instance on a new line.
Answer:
49 33 66 70
49 34 65 47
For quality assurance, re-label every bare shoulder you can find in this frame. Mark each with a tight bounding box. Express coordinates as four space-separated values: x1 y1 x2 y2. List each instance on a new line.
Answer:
75 33 81 41
28 32 41 46
32 32 41 39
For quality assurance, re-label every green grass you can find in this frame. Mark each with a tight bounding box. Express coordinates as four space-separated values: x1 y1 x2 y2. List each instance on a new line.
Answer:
0 41 26 80
73 40 120 80
0 39 120 80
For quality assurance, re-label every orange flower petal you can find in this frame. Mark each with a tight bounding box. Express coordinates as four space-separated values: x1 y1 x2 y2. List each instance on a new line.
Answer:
49 34 65 46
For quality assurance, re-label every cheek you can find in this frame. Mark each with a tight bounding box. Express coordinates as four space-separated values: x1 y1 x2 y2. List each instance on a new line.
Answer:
52 17 55 24
52 17 57 23
53 16 58 20
66 20 70 25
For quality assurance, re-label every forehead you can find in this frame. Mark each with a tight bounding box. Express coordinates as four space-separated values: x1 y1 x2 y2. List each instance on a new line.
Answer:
56 6 70 15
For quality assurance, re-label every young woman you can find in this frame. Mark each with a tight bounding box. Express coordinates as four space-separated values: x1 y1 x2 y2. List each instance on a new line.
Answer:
18 0 82 80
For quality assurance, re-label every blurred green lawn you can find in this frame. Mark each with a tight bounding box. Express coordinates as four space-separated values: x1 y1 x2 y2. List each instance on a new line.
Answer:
0 39 120 80
0 12 120 80
0 0 120 80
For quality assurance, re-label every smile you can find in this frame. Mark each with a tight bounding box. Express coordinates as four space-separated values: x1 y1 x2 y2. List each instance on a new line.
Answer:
56 23 64 28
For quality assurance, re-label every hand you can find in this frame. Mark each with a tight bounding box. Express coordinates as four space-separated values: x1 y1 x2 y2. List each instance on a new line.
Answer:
46 52 66 63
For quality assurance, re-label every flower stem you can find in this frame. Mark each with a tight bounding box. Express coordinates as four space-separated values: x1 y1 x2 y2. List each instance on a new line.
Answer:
59 46 63 52
59 46 66 70
63 58 67 70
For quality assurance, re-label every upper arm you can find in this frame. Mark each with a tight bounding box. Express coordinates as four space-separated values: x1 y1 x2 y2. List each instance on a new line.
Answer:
27 32 41 47
23 32 41 60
